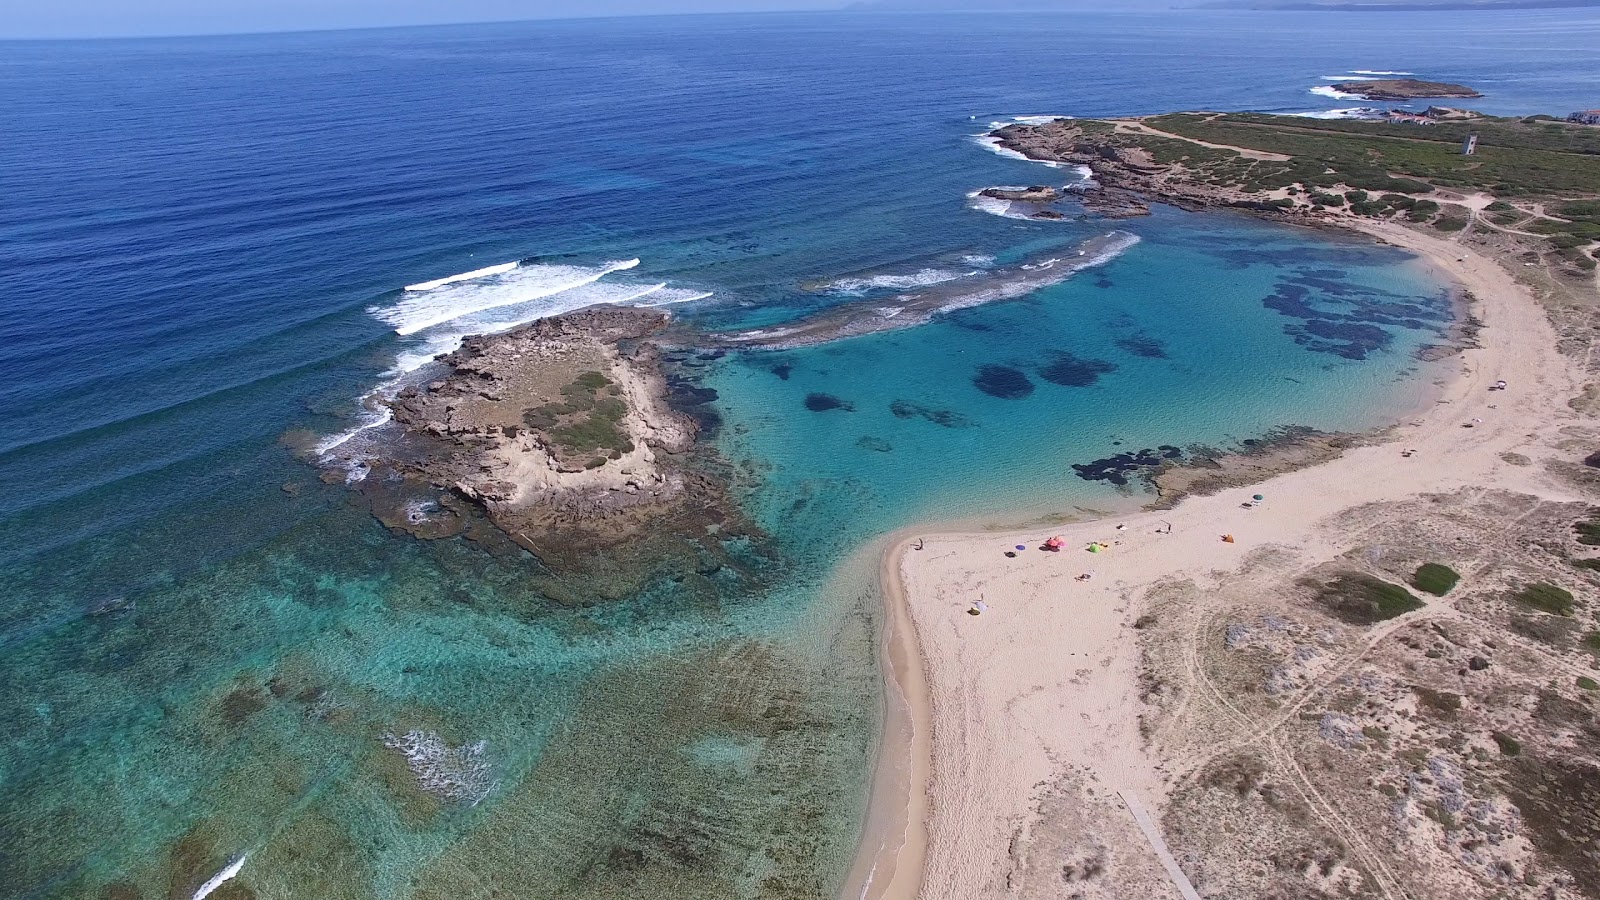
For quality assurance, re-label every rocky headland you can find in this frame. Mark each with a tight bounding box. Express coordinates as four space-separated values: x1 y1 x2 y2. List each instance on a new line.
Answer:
355 306 760 602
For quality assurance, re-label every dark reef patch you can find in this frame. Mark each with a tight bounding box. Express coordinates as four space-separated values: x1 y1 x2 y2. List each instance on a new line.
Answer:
1094 275 1114 289
1071 445 1184 487
770 363 792 381
804 393 854 412
1259 275 1450 360
1115 334 1168 359
972 365 1034 399
665 377 722 433
889 400 977 429
1038 351 1118 387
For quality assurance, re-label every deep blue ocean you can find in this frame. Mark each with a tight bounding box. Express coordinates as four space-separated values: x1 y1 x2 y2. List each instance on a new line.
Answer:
2 10 1597 899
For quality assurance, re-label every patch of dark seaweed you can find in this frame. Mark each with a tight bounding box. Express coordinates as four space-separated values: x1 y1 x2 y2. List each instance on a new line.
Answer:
1115 334 1168 359
1071 445 1184 487
665 377 722 433
1038 351 1118 387
1285 319 1392 360
770 363 792 380
856 436 893 452
804 393 854 412
973 365 1034 399
888 400 976 428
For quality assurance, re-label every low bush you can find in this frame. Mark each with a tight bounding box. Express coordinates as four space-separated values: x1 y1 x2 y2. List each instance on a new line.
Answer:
1513 582 1576 617
1576 515 1600 546
1411 563 1460 596
1578 676 1599 691
1314 573 1426 624
1434 216 1468 232
1492 732 1522 756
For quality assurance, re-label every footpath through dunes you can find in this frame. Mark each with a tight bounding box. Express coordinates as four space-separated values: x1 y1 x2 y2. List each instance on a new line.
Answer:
700 232 1139 350
867 214 1600 899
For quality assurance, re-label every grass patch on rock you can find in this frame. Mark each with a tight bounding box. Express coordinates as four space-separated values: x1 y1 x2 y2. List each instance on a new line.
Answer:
1410 563 1460 597
1512 582 1576 617
1311 572 1425 625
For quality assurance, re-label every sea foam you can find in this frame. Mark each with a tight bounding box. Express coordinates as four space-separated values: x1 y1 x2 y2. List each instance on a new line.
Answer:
374 258 641 335
191 855 248 900
1310 85 1368 101
319 257 711 461
404 261 519 292
821 268 976 295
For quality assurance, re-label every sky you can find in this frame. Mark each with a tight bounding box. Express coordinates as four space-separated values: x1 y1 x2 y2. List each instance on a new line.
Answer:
1 0 853 40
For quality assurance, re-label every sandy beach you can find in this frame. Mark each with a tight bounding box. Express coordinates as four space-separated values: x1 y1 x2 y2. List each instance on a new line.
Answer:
852 219 1597 900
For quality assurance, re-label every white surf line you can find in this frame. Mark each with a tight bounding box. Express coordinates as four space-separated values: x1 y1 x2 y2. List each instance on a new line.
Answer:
405 261 519 292
391 258 641 335
1119 792 1202 900
191 854 249 900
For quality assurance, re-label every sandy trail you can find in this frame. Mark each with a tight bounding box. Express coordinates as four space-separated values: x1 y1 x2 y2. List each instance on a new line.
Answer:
850 220 1586 900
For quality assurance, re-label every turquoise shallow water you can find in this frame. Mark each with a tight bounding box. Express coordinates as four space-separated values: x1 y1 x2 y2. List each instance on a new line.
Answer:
0 9 1593 899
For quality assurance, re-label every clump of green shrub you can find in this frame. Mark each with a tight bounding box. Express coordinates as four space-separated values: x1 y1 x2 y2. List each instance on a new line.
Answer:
1311 192 1346 207
1411 563 1460 596
1313 573 1426 624
1407 199 1442 222
1492 732 1522 756
1575 513 1600 546
1577 676 1599 691
1513 582 1576 617
1434 216 1468 232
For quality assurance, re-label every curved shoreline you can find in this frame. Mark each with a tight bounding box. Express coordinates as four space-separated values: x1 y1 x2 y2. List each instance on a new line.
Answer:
844 217 1579 899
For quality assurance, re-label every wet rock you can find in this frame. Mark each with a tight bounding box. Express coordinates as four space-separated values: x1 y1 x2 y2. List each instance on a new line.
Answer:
1071 446 1185 487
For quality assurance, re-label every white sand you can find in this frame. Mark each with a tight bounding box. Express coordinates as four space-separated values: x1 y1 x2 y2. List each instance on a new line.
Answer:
856 221 1589 900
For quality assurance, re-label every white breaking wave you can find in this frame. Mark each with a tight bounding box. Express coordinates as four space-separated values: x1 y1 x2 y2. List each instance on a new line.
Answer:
966 190 1037 220
632 288 715 308
318 257 711 462
1311 85 1368 101
821 268 976 295
972 133 1053 165
404 261 519 292
375 258 641 335
930 232 1141 317
384 280 674 377
192 855 248 900
1295 106 1385 121
1351 70 1414 76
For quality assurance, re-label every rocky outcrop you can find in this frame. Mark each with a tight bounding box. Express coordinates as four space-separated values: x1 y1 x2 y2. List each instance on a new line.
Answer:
358 306 762 600
1331 79 1482 101
979 185 1062 202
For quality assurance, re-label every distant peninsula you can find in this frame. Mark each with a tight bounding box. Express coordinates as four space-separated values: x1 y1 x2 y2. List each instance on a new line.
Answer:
1331 78 1483 101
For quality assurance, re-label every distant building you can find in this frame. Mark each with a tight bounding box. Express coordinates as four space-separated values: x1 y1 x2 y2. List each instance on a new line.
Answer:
1385 111 1435 125
1569 110 1600 125
1462 133 1479 156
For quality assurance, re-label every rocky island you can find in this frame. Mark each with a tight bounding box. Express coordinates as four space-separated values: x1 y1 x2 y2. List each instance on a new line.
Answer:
355 306 759 602
1330 78 1483 101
